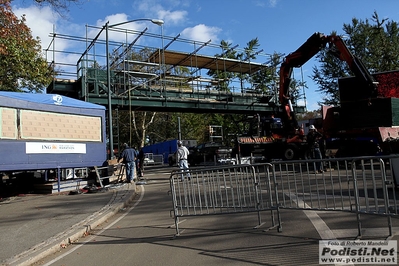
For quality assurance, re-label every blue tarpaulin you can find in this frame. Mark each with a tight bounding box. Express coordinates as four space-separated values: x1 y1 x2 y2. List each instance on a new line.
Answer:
0 91 105 110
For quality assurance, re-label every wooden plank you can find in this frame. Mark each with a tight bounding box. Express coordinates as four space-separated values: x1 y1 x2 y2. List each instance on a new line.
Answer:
33 179 91 194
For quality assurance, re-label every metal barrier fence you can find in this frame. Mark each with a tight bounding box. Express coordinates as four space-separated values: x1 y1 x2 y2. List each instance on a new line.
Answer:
169 164 269 236
144 154 164 165
169 155 399 237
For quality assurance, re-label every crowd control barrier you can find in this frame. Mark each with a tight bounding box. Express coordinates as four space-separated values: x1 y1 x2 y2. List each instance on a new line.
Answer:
169 155 399 237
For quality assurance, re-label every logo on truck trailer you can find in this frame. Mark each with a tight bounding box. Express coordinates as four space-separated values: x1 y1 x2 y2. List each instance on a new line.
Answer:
26 142 86 154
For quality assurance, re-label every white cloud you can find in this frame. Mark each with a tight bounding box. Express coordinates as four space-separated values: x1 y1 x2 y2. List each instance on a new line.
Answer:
92 13 129 42
180 24 221 43
157 9 187 25
12 5 59 50
136 0 153 12
12 4 82 72
253 0 279 8
269 0 278 7
92 13 167 43
133 0 187 25
96 13 129 27
12 4 92 78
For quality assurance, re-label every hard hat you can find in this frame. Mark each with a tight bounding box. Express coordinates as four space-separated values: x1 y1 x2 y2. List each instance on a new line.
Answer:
309 125 316 130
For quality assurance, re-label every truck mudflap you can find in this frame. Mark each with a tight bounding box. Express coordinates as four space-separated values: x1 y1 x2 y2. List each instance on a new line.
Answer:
238 136 275 144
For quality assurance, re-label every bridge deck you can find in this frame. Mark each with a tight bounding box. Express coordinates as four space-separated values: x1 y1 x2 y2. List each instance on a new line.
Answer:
47 77 305 114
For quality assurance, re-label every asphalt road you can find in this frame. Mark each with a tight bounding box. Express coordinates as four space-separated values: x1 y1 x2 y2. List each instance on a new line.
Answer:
33 165 399 266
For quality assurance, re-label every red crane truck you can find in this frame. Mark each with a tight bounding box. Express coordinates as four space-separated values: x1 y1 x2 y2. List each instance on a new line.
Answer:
236 32 399 161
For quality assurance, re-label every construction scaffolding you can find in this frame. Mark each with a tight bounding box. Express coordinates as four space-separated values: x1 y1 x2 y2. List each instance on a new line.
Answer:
44 23 301 114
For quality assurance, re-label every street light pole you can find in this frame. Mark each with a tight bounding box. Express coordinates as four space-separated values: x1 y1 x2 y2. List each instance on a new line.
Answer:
105 22 114 159
105 18 164 160
160 23 165 91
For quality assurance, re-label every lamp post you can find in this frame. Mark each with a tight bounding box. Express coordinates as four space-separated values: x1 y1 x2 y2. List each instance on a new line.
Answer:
105 18 164 159
159 23 165 91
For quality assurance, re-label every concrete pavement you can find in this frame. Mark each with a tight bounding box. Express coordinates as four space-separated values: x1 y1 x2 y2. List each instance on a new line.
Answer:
1 163 399 266
0 182 136 266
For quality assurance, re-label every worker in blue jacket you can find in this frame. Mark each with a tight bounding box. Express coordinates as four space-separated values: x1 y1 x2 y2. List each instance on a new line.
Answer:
118 143 138 183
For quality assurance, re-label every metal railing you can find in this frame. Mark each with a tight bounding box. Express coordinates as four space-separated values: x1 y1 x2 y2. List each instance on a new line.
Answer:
144 153 164 165
170 164 271 235
169 155 399 237
94 163 125 187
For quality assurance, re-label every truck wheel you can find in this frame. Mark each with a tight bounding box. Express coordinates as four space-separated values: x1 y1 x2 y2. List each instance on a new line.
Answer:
283 144 298 160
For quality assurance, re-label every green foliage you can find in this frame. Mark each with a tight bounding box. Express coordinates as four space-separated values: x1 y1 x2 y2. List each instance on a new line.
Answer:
297 110 321 120
235 38 260 93
142 112 246 147
312 11 399 106
251 52 282 96
0 0 52 92
208 38 304 105
206 40 237 92
148 112 211 144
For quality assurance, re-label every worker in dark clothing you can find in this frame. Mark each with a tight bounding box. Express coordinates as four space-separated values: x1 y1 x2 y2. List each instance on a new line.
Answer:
118 143 138 183
307 125 324 173
136 147 145 179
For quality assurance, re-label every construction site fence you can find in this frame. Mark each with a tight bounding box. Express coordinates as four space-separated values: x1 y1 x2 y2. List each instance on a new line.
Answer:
169 155 399 237
144 154 164 165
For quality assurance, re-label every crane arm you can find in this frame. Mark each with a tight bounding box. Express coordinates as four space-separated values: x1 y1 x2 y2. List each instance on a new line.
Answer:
279 32 377 124
279 32 329 104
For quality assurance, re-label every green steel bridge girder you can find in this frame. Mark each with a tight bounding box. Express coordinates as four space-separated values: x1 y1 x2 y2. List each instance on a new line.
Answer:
86 94 306 114
47 79 306 114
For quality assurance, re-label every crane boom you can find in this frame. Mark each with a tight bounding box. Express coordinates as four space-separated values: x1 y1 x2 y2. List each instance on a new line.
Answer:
279 32 378 126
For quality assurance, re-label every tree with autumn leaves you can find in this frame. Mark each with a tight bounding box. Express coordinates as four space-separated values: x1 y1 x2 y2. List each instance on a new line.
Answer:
0 0 52 92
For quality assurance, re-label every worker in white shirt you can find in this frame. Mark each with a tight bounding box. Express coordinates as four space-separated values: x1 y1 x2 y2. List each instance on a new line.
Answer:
176 140 190 181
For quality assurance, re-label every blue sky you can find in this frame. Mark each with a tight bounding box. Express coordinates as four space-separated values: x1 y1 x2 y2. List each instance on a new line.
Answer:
10 0 399 111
